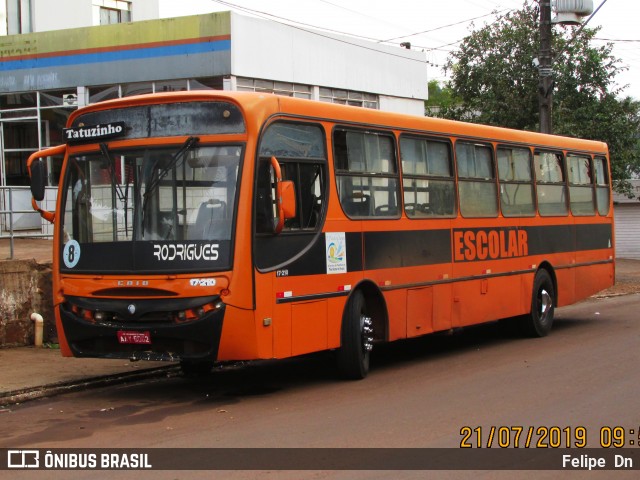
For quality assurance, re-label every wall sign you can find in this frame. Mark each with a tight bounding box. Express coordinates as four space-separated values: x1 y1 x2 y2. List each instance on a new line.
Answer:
325 232 347 274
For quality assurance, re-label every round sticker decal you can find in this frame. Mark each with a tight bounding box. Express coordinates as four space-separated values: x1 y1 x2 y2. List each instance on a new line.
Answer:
63 239 81 269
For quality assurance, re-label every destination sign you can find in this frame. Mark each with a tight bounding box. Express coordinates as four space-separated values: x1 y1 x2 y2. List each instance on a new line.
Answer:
63 122 126 144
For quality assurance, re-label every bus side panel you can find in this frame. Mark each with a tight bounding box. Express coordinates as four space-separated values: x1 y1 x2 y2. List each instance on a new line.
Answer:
273 301 292 359
575 261 614 300
406 287 434 337
217 306 265 360
432 284 452 332
291 300 328 356
492 275 526 319
272 299 331 359
328 296 346 349
384 289 408 341
520 271 535 314
554 267 575 308
572 220 614 300
452 278 523 327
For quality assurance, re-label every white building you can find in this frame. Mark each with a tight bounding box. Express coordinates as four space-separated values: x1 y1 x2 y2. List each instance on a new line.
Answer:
613 180 640 259
0 0 428 231
1 0 158 34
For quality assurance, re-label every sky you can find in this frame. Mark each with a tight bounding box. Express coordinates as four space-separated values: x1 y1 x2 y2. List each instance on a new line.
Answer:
158 0 640 100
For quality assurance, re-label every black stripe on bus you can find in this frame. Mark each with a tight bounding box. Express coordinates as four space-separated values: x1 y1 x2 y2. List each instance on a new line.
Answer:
525 223 612 255
363 229 452 270
272 223 611 276
452 224 612 263
272 231 363 277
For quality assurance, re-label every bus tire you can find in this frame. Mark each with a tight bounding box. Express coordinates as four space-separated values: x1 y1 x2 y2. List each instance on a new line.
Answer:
180 359 214 377
521 269 555 337
336 290 373 380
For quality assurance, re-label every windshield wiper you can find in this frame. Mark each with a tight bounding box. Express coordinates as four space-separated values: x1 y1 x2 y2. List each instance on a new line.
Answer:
141 136 200 237
100 143 129 237
143 136 199 200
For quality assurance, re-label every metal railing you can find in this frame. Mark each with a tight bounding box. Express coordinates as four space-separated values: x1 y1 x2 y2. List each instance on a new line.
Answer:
1 186 53 260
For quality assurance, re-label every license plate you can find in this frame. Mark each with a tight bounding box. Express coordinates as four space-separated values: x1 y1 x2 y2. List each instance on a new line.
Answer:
117 330 151 345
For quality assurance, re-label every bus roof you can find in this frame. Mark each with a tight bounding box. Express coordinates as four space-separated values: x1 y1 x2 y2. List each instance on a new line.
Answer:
272 93 608 155
68 90 608 155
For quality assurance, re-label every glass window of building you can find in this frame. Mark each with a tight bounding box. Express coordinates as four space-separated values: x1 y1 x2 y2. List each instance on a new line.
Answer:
95 1 131 25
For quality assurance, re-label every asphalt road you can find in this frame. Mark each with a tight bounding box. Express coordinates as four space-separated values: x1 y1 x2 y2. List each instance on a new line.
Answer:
1 293 639 479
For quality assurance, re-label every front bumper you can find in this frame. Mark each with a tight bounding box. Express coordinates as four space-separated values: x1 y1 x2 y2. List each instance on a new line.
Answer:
59 296 225 362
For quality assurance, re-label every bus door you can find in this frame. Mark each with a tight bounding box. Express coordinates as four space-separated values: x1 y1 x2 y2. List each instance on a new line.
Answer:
254 121 329 359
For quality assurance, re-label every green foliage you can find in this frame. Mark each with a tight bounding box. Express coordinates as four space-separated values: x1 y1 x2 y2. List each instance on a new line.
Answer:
435 0 640 195
426 80 457 108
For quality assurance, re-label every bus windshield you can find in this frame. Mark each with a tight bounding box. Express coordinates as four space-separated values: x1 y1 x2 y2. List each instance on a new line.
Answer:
60 143 242 273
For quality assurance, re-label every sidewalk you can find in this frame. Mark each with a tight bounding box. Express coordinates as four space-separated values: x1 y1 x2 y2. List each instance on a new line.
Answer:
0 347 176 406
0 237 53 263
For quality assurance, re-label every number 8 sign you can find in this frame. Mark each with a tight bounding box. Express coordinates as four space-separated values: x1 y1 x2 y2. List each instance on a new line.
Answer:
63 239 81 269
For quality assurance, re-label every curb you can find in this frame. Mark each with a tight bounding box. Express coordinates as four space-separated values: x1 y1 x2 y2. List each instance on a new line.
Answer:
0 365 180 407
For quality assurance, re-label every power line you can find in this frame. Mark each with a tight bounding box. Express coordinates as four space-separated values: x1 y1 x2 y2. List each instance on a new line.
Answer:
316 0 406 32
210 0 379 42
380 9 510 43
206 1 517 73
594 38 640 43
209 0 429 63
211 0 503 51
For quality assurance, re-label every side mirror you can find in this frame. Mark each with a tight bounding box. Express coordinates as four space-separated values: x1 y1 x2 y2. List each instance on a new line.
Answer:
27 145 65 223
29 159 47 201
279 180 296 219
270 156 297 234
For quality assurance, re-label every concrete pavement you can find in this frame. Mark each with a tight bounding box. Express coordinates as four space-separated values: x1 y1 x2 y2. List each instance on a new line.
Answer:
0 347 176 406
0 237 53 263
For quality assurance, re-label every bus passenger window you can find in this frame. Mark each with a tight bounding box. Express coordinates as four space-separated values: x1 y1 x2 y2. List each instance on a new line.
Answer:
334 128 400 218
455 142 498 218
400 136 455 217
534 151 568 216
497 146 535 217
594 156 610 216
567 154 595 216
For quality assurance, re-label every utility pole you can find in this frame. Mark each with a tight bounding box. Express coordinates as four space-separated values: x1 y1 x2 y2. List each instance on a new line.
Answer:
538 0 553 134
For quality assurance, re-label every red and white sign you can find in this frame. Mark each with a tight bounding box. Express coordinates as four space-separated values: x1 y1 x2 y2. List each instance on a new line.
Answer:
117 330 151 344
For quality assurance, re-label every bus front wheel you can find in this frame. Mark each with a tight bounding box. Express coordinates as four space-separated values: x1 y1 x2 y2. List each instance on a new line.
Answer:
521 269 555 337
336 290 373 380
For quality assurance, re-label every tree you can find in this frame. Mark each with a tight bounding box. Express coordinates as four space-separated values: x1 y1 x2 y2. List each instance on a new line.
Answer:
425 80 457 113
438 0 640 196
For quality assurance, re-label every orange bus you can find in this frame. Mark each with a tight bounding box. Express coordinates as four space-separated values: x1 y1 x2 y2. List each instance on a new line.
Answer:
28 91 614 379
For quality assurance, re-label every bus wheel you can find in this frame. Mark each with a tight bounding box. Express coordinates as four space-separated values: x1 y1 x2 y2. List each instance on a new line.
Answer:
180 359 214 377
336 290 374 380
521 269 555 337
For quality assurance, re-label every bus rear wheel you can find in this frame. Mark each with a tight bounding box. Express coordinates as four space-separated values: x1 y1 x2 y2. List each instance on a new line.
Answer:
521 269 555 337
336 290 374 380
